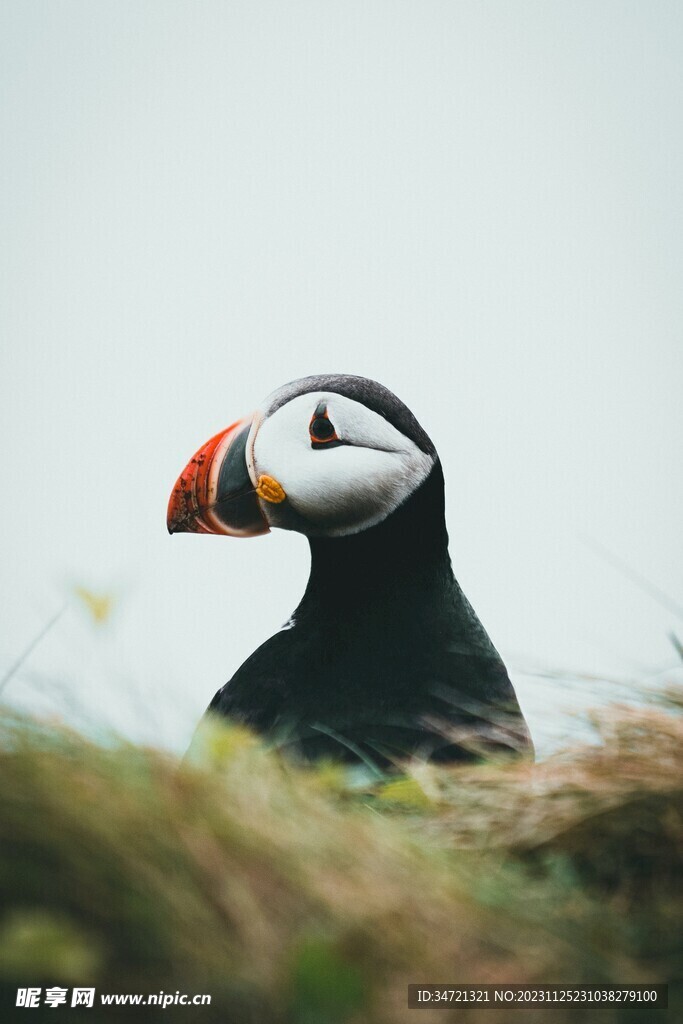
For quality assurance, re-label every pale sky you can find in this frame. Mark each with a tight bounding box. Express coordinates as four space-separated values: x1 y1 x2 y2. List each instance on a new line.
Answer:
1 1 681 755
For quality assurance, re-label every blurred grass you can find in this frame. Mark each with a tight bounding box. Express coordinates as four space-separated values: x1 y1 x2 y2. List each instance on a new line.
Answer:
0 700 681 1022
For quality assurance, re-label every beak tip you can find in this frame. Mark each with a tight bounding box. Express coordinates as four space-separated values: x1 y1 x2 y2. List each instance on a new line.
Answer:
166 489 185 535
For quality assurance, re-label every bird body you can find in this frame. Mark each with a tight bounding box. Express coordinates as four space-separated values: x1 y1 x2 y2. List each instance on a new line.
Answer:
168 374 532 766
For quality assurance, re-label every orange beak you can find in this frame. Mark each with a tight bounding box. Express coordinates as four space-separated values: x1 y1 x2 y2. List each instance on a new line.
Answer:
167 415 270 537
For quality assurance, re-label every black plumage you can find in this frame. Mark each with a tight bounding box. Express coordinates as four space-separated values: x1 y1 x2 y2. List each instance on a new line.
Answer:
172 374 532 768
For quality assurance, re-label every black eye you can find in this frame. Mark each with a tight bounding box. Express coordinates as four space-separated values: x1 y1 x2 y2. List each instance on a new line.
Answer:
310 416 335 441
309 403 344 448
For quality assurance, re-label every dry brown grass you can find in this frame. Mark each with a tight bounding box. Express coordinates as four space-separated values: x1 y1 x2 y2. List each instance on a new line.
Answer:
0 701 681 1022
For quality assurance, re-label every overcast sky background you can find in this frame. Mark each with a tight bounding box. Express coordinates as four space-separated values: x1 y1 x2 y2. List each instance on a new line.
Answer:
1 1 681 755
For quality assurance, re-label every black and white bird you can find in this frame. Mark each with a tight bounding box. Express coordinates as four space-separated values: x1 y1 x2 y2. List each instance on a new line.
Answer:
168 374 532 768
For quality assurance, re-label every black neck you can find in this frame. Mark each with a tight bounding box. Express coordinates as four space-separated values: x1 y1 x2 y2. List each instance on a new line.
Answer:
295 462 457 627
292 461 500 665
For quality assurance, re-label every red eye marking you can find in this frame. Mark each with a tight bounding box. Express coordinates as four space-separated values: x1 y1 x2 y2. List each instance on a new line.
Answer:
309 402 341 446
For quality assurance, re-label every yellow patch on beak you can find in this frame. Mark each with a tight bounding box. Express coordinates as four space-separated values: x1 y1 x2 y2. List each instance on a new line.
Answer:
256 474 286 504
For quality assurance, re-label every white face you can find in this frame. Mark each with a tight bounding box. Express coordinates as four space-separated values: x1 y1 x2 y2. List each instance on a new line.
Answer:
247 392 435 537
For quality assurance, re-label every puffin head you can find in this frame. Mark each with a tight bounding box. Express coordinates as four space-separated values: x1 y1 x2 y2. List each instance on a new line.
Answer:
167 374 437 540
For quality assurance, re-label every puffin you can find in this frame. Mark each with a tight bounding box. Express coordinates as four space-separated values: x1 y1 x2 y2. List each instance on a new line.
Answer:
168 374 533 769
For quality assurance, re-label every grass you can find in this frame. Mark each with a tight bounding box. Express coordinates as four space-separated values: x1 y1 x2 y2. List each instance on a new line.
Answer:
0 698 681 1022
